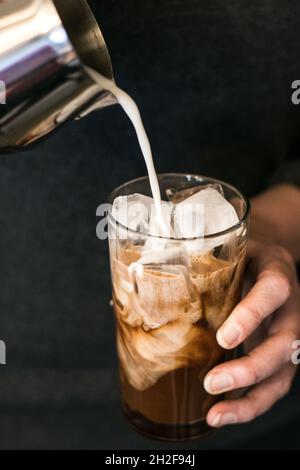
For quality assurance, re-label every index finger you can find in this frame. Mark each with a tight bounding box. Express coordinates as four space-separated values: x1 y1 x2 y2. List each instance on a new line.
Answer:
216 245 295 349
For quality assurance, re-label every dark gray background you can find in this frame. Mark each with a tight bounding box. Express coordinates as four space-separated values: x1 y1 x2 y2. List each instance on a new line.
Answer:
0 0 300 449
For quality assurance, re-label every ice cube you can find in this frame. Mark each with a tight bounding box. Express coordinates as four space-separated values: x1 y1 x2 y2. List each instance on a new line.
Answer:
132 264 202 329
112 193 173 238
135 247 188 266
112 194 150 233
174 196 205 239
166 183 225 203
128 246 191 280
174 187 239 238
189 251 245 330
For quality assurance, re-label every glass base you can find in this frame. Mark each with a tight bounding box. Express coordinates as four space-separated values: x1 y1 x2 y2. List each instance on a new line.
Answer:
122 404 214 442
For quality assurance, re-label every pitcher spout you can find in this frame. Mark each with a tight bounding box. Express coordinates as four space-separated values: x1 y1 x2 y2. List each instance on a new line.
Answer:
0 0 115 151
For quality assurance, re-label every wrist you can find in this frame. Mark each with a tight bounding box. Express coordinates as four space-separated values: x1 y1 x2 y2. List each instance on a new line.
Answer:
250 184 300 261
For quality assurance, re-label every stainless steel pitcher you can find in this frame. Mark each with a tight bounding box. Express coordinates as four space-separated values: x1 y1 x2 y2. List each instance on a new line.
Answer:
0 0 116 151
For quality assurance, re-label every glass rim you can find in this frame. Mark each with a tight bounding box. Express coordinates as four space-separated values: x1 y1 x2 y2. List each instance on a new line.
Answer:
107 173 250 241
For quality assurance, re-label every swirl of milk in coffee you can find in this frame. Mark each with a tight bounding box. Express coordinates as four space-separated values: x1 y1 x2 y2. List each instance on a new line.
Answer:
112 245 245 391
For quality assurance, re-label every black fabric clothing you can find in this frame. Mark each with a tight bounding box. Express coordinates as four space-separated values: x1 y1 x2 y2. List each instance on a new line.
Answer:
90 0 300 194
0 0 300 449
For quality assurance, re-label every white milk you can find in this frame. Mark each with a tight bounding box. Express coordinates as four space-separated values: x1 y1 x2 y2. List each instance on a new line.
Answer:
84 66 166 233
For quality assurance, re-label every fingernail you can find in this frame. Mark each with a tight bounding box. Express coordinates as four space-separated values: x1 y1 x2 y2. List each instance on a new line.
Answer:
204 372 234 394
211 412 238 427
217 323 241 348
211 413 222 427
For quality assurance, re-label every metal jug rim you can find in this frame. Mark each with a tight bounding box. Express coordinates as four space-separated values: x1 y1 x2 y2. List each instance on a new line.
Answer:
53 0 114 81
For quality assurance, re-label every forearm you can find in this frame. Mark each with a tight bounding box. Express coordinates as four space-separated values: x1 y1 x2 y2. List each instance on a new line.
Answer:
250 184 300 262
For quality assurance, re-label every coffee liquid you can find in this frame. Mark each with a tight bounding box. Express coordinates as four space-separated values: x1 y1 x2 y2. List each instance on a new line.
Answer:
110 239 246 440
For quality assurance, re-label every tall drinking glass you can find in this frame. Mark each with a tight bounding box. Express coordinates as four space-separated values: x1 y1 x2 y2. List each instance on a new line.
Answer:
108 174 249 441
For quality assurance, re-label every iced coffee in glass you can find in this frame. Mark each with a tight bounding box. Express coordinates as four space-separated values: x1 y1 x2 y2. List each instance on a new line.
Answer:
108 174 249 440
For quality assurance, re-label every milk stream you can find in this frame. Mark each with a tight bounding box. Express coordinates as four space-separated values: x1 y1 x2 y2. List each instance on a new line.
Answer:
84 66 166 234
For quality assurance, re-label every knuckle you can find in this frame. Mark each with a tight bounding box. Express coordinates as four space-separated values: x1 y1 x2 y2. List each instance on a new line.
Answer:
267 270 292 299
282 330 298 349
275 246 294 266
280 377 292 397
245 395 260 421
241 302 262 328
244 356 262 384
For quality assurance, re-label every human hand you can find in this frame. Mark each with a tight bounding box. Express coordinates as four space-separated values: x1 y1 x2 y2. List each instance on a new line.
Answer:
204 238 300 428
